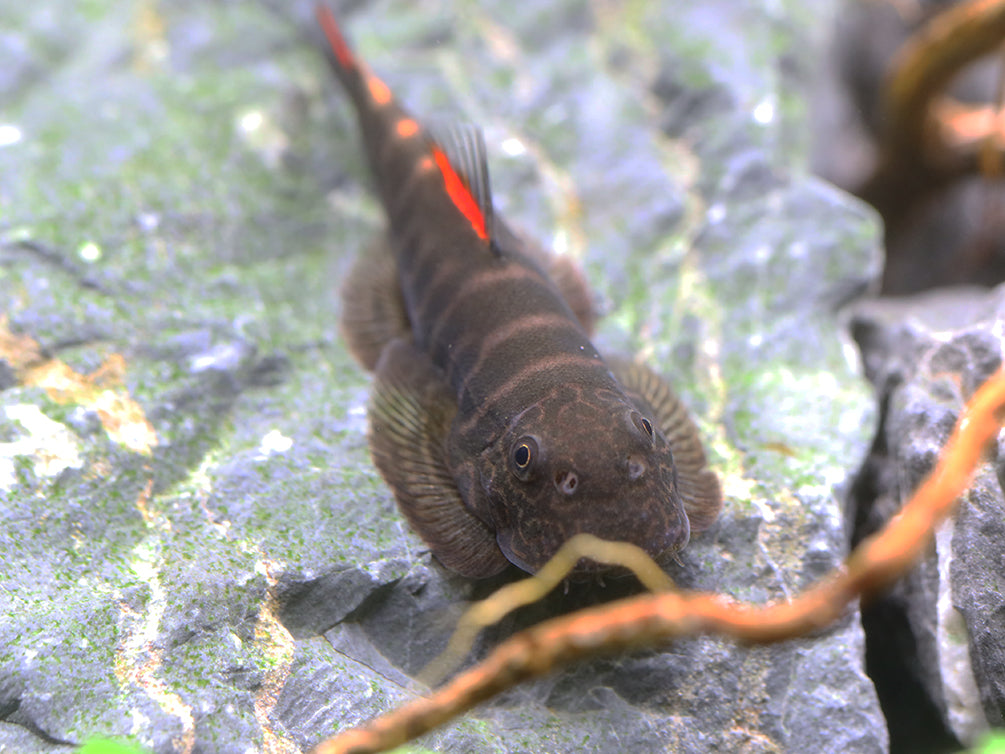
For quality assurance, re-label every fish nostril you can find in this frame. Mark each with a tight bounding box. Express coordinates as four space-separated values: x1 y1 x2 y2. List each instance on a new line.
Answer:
627 455 647 481
554 470 578 495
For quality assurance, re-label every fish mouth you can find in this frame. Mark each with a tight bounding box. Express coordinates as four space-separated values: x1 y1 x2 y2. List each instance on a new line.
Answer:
562 557 626 583
655 539 688 569
498 509 691 578
501 546 644 581
667 505 691 555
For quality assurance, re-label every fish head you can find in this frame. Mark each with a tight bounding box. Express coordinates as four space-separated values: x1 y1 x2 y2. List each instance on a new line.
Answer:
476 383 690 575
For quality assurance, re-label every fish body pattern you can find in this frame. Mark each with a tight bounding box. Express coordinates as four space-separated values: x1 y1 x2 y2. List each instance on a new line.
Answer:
317 6 722 577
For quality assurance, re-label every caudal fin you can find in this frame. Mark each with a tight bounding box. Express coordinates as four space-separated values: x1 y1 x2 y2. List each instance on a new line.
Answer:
315 4 364 99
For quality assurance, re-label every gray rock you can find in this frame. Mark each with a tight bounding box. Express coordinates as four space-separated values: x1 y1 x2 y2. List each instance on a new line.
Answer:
1 0 887 752
848 286 1005 748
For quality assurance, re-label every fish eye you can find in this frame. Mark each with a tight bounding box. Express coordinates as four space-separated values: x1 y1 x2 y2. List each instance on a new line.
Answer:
511 436 538 477
632 411 655 441
514 444 531 467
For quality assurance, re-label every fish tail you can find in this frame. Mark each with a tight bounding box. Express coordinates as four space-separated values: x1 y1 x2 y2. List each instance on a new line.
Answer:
315 3 495 251
315 4 369 106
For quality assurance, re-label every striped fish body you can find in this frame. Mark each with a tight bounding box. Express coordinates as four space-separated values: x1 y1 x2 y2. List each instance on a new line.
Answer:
319 6 721 577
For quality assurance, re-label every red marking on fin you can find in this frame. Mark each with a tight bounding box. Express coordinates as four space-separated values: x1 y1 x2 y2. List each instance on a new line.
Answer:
432 147 488 241
316 4 355 70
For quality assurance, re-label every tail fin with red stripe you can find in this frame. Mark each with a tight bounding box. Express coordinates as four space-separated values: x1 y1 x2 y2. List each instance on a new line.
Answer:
315 4 366 104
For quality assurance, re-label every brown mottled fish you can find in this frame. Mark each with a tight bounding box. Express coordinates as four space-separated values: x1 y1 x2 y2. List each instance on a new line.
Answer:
317 5 722 578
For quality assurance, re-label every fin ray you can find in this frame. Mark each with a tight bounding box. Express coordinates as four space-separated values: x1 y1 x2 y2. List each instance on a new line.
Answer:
339 236 411 371
430 123 495 248
370 340 510 578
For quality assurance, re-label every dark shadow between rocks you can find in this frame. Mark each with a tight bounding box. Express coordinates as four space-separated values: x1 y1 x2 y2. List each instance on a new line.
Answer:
860 597 960 754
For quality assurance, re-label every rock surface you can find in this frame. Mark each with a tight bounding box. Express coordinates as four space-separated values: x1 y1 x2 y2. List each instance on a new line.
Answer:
1 1 887 752
848 286 1005 751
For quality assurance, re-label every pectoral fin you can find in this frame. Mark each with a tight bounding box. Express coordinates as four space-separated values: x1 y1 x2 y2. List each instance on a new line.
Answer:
339 235 411 371
369 339 510 578
609 358 722 532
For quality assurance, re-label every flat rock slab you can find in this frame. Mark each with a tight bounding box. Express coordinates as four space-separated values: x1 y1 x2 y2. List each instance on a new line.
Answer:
1 1 886 752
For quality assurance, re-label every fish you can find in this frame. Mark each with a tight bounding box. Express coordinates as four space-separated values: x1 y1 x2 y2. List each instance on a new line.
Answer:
316 4 722 578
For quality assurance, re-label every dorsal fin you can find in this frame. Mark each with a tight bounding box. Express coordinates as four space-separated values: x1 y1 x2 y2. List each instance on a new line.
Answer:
430 123 498 254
